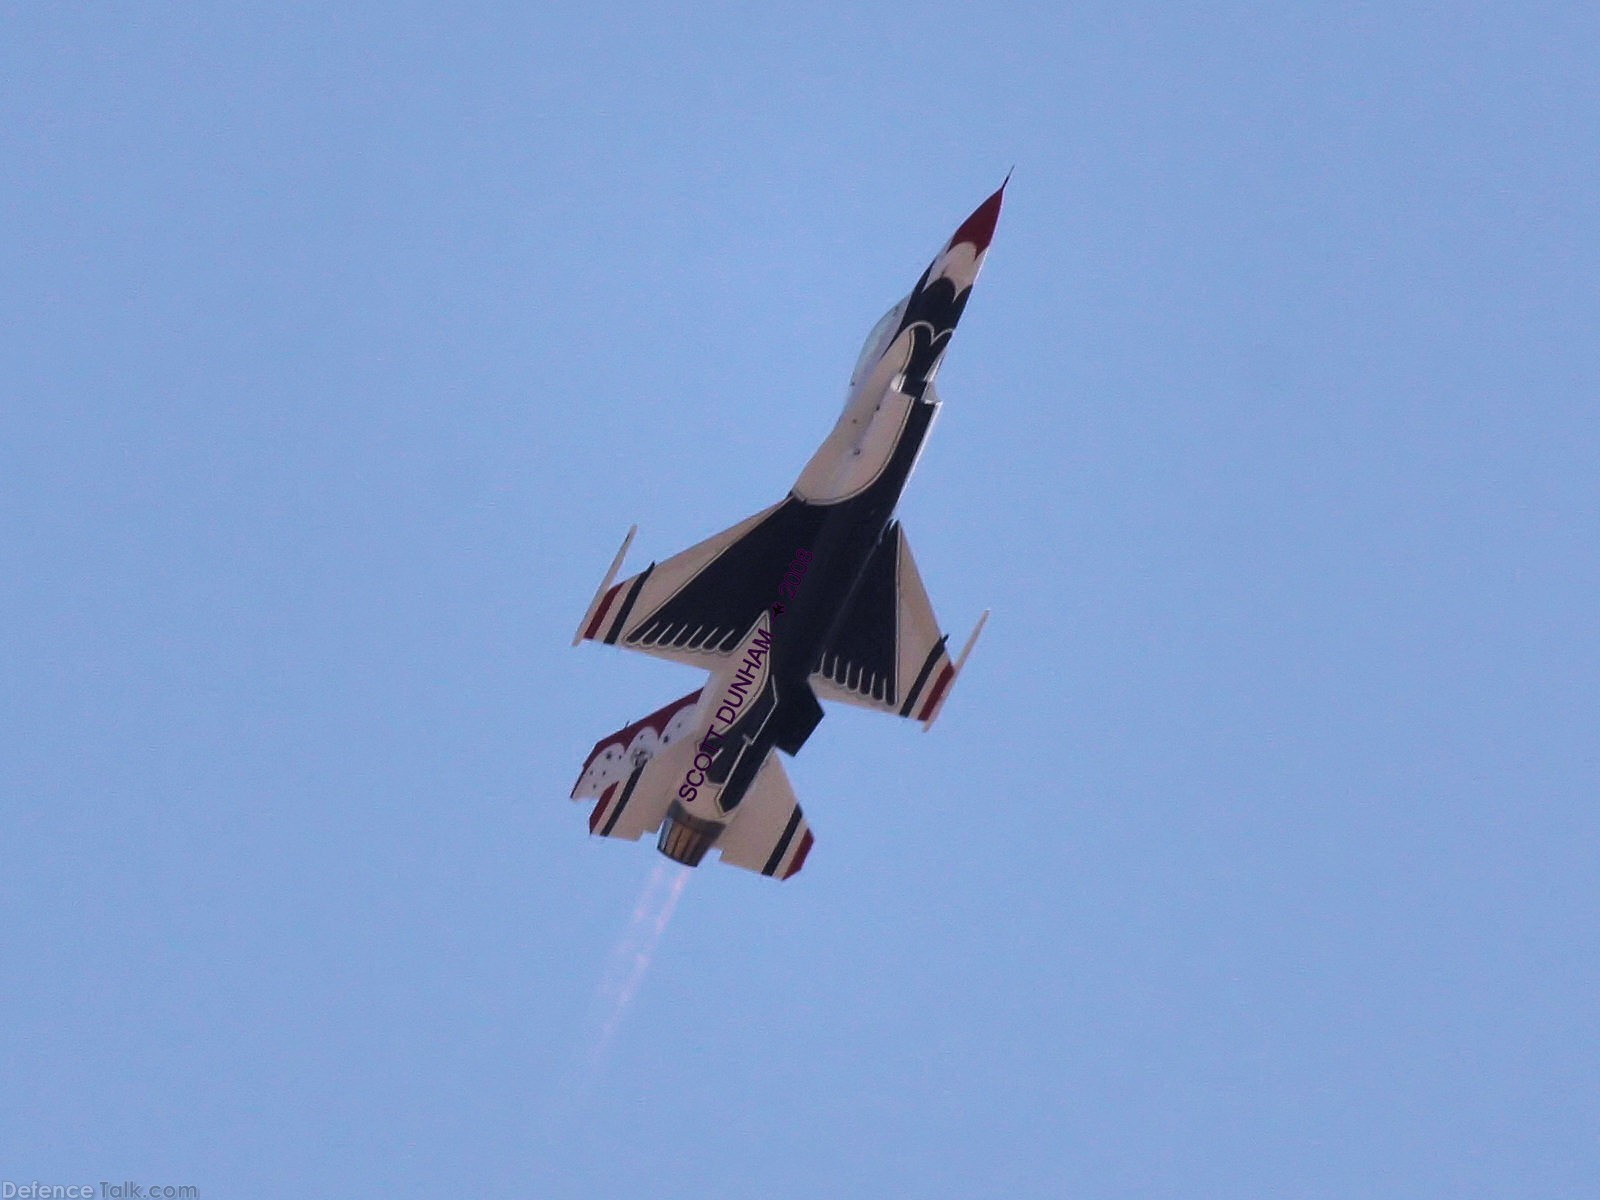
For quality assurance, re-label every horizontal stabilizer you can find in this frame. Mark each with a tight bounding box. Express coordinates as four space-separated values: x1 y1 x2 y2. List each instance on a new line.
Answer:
716 755 813 880
571 688 703 800
584 736 698 843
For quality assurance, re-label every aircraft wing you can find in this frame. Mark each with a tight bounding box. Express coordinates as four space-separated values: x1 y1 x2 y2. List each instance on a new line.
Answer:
575 498 825 669
810 521 986 729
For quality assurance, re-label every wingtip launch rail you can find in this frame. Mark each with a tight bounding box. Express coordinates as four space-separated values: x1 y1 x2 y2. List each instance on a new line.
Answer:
572 524 638 647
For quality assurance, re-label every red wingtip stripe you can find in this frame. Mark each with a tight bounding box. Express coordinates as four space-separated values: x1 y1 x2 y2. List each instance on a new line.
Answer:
917 664 957 722
582 581 625 642
783 829 815 878
948 181 1006 255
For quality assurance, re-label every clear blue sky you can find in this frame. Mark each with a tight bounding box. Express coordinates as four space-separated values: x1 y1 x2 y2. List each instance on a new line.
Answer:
4 4 1596 1197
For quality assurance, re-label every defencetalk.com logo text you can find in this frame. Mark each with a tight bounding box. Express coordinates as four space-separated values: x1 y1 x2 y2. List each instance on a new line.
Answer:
2 1185 197 1199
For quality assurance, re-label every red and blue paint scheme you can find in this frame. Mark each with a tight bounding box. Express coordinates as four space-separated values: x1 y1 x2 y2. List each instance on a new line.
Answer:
570 184 1003 878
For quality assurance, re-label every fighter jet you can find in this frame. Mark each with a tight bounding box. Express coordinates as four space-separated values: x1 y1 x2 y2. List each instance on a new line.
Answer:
569 183 1005 878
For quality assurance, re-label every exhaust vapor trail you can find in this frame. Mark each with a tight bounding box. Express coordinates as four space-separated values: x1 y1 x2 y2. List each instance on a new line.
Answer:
588 860 690 1070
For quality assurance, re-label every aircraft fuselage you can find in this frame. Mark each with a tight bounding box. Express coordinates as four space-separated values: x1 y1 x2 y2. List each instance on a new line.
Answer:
570 184 1005 876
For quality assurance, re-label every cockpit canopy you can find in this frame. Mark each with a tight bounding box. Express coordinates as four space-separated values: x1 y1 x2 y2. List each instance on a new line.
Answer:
847 295 910 396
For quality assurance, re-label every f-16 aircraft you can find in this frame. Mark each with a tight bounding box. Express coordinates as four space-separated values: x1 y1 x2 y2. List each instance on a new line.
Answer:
569 183 1005 879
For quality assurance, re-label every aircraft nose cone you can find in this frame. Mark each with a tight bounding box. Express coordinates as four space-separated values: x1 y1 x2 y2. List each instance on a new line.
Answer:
947 178 1007 255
